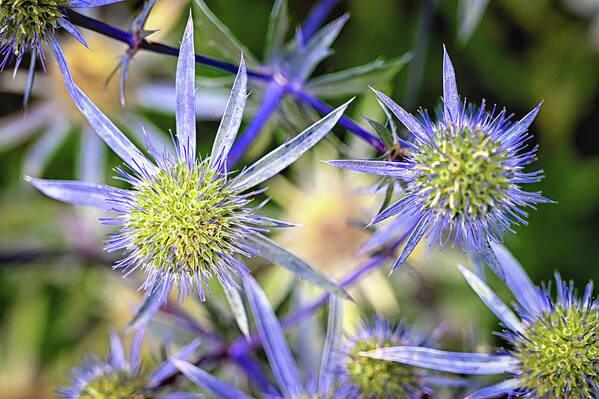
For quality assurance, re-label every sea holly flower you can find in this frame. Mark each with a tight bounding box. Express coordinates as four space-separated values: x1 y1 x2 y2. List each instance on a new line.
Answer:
328 47 551 278
361 243 599 399
335 317 462 399
28 15 350 301
0 0 126 103
59 330 202 398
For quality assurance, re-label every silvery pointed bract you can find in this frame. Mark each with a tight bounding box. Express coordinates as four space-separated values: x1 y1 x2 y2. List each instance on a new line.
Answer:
29 13 350 301
0 0 127 103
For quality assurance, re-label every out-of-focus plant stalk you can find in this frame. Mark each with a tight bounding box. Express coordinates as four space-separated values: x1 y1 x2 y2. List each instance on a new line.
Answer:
64 8 386 156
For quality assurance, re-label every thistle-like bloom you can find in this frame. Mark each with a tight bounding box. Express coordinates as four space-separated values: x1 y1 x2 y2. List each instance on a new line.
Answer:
28 15 349 301
328 47 551 274
0 0 125 101
361 243 599 398
59 330 202 398
335 317 439 399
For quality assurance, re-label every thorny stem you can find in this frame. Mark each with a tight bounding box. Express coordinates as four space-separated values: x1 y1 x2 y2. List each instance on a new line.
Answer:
64 9 386 155
64 9 271 81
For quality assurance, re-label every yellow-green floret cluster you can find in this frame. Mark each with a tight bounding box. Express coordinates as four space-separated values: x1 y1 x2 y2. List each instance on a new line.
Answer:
0 0 68 56
107 159 260 299
78 370 150 399
412 127 511 222
515 304 599 398
337 318 432 398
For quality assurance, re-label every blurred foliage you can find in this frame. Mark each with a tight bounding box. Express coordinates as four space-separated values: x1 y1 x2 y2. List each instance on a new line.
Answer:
0 0 598 398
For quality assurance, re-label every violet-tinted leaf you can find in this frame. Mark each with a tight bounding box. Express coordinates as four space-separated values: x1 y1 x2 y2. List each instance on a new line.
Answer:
246 234 348 299
232 99 351 191
58 18 87 48
126 280 170 333
360 346 518 375
478 239 506 283
68 0 127 6
210 57 247 169
391 214 430 272
23 119 70 178
109 332 126 370
290 15 348 81
149 339 202 387
465 378 520 399
223 284 250 339
318 295 343 396
490 242 547 316
264 0 289 62
171 359 254 399
457 265 522 333
25 177 114 211
326 159 409 178
176 13 197 162
243 273 302 398
371 87 428 143
501 101 543 142
457 0 490 44
442 46 459 125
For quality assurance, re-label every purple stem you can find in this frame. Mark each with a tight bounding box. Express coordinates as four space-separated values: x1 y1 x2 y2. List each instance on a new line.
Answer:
300 0 341 44
65 8 388 155
228 348 279 395
64 9 271 81
290 88 387 153
227 80 286 167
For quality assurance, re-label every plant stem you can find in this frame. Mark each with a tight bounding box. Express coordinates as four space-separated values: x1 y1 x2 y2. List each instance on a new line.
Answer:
64 9 271 81
64 9 387 155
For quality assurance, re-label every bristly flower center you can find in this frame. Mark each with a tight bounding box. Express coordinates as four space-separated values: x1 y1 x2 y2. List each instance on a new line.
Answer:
515 305 599 398
412 126 511 221
346 338 420 398
0 0 68 56
124 160 250 290
79 370 150 399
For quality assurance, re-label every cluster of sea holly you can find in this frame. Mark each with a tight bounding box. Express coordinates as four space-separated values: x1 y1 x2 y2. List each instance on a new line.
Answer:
1 0 596 398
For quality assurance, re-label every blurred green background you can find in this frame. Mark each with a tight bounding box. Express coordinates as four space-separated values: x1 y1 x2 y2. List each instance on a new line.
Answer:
0 0 598 398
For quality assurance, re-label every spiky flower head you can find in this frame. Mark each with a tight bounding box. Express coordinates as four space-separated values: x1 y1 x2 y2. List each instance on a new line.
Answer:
1 0 67 62
30 14 348 301
360 244 599 398
106 155 264 300
336 317 435 399
508 275 599 397
328 47 551 272
0 1 125 68
59 331 201 399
